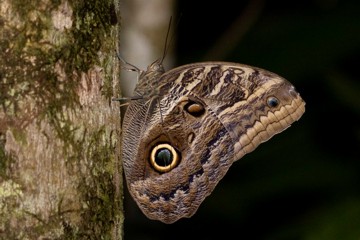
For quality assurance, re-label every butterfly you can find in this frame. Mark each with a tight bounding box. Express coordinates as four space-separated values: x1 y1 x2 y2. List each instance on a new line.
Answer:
115 55 305 223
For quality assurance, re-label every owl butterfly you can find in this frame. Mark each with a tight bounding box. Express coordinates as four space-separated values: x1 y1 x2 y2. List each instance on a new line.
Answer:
119 55 305 224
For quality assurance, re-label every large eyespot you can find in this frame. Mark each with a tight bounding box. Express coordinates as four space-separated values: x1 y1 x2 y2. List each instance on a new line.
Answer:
267 96 279 108
150 143 180 173
184 101 205 117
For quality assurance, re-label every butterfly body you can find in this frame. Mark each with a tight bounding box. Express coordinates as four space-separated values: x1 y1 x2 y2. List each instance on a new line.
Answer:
121 61 305 223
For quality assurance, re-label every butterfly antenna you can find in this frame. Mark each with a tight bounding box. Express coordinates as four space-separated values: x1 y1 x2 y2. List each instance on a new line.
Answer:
159 17 173 64
160 14 182 64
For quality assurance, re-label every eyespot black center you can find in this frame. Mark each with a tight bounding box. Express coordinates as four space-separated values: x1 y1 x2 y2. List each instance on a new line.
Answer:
184 101 205 117
267 96 279 108
155 148 172 167
150 143 179 173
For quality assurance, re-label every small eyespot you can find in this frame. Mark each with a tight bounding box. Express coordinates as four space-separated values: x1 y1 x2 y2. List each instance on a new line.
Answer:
267 96 279 108
150 143 180 173
184 101 205 117
187 132 195 144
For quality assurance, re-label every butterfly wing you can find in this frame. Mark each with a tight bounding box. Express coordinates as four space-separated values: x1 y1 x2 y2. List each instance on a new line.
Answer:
122 62 305 223
168 62 306 160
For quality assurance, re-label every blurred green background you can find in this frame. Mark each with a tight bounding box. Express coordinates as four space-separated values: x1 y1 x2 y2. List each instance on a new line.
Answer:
124 0 360 239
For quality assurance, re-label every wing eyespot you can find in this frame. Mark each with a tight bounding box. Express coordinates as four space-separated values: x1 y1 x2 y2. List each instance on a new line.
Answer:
267 96 279 108
150 143 180 173
184 101 205 117
187 132 195 144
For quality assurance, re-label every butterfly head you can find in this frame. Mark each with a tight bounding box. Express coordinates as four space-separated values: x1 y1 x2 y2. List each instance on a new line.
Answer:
134 59 166 97
138 59 165 80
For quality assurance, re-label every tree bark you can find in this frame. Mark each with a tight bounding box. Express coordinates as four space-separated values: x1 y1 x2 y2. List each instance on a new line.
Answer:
0 0 123 239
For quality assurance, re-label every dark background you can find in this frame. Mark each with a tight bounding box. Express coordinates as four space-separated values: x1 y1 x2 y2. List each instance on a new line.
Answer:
125 0 360 239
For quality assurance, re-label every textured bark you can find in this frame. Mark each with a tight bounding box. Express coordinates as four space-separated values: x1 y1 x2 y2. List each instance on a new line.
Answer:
0 0 123 239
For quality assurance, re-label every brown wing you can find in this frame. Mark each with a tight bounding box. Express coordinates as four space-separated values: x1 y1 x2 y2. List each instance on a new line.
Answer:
122 62 305 223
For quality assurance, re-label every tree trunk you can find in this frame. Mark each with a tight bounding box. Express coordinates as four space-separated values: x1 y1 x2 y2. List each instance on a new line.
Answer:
0 0 123 239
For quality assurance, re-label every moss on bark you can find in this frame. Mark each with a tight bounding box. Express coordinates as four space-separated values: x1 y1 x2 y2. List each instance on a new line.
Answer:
0 0 123 238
